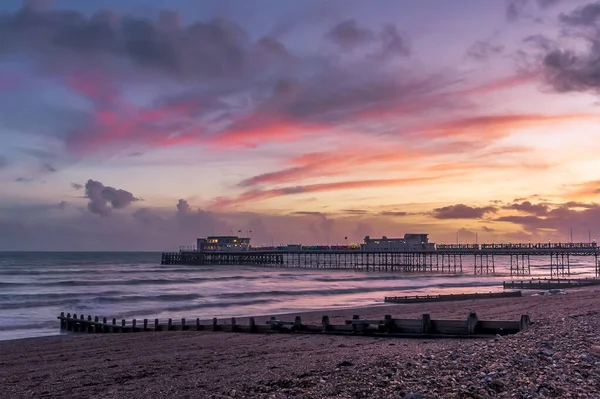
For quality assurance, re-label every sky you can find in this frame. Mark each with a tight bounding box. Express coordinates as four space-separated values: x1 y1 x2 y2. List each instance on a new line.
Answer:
1 0 600 250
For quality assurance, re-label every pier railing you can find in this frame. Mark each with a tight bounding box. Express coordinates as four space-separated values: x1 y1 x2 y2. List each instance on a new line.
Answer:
57 312 531 338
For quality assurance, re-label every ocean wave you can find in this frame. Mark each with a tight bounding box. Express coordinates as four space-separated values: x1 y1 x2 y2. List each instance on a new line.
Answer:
0 267 204 276
0 320 58 332
116 298 277 318
310 273 470 283
2 274 271 288
0 290 125 302
217 280 502 299
93 293 204 304
0 293 206 310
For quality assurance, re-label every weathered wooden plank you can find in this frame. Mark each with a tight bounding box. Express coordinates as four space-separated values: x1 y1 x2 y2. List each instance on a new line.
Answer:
56 312 531 338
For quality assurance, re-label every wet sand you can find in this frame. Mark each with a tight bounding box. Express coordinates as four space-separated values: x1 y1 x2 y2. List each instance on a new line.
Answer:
1 289 600 398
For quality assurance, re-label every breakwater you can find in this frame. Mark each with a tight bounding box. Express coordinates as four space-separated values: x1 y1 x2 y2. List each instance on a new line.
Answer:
57 311 532 338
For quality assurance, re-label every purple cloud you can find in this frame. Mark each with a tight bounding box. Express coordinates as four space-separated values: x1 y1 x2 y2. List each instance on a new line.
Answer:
84 179 139 217
432 204 498 219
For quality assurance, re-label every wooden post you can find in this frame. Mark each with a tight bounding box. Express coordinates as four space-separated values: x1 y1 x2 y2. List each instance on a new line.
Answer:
421 314 431 334
94 316 99 333
59 312 65 330
231 317 237 332
73 313 78 332
352 315 360 333
181 318 186 331
196 318 201 331
322 315 331 332
520 314 531 330
121 319 126 333
249 317 256 332
154 318 159 331
294 316 302 330
132 319 137 332
143 319 148 331
269 316 277 330
212 317 218 332
66 313 72 331
111 318 116 333
102 317 107 333
80 314 85 332
87 315 92 333
467 312 478 335
384 314 393 333
167 318 172 331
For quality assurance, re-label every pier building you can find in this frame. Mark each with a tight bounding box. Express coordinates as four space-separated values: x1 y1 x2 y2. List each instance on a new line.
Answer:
197 236 250 252
362 233 434 252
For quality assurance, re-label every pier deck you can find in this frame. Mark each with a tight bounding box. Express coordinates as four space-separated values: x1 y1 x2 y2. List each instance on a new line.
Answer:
161 244 600 277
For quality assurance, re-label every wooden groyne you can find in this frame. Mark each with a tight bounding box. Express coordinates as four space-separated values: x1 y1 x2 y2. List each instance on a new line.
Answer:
57 312 531 338
384 291 522 304
503 278 600 290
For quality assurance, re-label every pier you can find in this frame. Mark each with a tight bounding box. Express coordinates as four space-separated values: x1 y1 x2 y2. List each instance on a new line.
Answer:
161 242 600 277
57 311 531 338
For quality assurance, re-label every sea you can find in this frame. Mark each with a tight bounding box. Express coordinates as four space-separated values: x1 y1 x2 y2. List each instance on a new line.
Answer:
0 251 597 341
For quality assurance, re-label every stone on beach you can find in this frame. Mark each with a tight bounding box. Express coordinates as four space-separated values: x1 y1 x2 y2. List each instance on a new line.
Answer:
2 289 600 398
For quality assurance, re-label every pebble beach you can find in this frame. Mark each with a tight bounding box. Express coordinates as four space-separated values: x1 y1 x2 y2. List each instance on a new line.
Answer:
1 289 600 398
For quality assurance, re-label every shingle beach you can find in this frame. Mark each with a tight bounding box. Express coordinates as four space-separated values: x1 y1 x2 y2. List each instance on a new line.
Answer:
2 289 600 399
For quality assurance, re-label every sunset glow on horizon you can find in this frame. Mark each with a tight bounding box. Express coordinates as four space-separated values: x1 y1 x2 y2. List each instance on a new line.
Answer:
1 0 600 250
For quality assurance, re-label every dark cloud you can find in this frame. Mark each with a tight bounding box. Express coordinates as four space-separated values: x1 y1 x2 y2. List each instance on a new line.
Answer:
377 24 410 59
0 5 262 82
326 19 409 58
506 0 564 22
341 209 368 215
536 0 563 8
466 40 505 61
539 2 600 93
504 201 549 216
176 199 192 213
14 177 34 183
559 2 600 26
542 48 600 93
507 0 530 22
432 204 497 219
58 201 68 210
71 182 83 190
292 211 326 216
42 163 56 172
0 3 439 155
84 179 139 216
563 201 598 208
0 198 379 250
494 202 600 240
327 19 375 51
379 211 408 217
523 34 556 52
